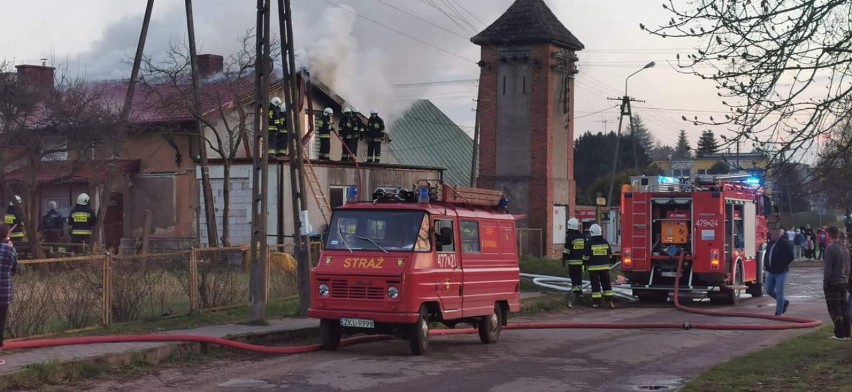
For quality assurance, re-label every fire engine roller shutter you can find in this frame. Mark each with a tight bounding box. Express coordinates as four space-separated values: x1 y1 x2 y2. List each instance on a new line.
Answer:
743 202 756 259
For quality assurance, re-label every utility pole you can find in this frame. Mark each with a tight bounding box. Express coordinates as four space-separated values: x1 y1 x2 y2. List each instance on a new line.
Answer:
248 0 272 324
185 0 219 247
470 90 480 187
604 94 644 208
278 0 313 315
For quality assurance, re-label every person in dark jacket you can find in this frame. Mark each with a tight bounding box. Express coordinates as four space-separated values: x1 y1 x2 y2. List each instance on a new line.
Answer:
562 217 585 308
4 196 25 241
582 224 614 309
68 193 97 245
765 227 794 316
316 108 334 161
41 200 64 243
267 97 283 158
366 110 385 163
339 107 355 161
822 227 850 340
0 223 20 365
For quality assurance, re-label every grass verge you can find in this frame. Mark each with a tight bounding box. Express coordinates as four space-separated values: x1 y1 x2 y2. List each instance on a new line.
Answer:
683 325 852 392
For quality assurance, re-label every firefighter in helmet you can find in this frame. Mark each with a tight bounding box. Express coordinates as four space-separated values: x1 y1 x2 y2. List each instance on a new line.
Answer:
351 107 366 160
276 100 289 157
562 217 585 308
316 107 334 161
340 107 355 161
366 109 386 163
582 223 615 308
268 97 284 158
4 195 25 241
68 193 97 245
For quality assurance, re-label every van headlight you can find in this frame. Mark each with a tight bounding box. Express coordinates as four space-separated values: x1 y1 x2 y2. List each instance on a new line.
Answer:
318 283 330 297
387 286 399 299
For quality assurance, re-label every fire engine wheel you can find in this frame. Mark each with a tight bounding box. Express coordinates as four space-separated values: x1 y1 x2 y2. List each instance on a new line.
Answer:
408 306 430 355
478 304 502 344
319 319 341 351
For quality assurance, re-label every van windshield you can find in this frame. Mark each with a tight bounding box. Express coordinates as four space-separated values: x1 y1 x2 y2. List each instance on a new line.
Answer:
326 210 431 252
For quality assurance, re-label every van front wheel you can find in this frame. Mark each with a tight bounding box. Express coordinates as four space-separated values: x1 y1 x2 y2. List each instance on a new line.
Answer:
408 306 430 355
478 304 502 344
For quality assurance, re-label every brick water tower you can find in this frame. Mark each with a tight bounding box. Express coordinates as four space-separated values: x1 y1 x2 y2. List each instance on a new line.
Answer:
472 0 584 259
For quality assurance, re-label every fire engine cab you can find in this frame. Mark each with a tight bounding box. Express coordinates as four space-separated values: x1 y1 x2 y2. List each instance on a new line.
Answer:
308 183 520 355
620 174 770 304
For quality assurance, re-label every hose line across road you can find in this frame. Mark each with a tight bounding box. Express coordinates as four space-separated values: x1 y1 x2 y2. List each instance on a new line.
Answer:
6 255 820 355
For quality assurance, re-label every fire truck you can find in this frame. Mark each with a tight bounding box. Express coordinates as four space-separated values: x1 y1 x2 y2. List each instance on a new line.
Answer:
308 183 521 355
620 174 770 304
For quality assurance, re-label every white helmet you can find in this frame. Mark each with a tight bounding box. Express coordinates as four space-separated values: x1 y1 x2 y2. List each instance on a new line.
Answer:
343 107 352 114
370 109 378 115
77 193 90 206
9 195 21 206
270 97 282 106
323 107 333 116
589 224 602 237
279 102 286 111
352 107 360 113
567 217 579 231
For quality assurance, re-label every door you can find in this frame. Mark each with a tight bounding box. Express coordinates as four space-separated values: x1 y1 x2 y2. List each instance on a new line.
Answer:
104 192 123 252
434 218 462 317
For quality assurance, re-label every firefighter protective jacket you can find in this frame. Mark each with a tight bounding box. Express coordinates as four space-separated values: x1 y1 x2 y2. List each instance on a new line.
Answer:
4 206 24 239
562 230 585 265
582 236 613 271
340 113 357 139
68 204 97 236
267 104 282 132
316 114 333 137
367 115 385 141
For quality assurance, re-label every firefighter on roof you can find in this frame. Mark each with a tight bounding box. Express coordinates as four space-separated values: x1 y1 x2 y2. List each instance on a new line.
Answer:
268 97 283 158
562 217 585 308
583 224 615 308
68 193 96 245
4 196 25 241
366 109 385 163
276 100 289 157
316 107 334 161
340 107 355 161
351 107 366 160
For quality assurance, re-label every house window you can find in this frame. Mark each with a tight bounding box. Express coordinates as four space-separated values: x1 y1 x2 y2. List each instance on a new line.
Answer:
329 185 356 208
698 169 707 175
41 137 67 161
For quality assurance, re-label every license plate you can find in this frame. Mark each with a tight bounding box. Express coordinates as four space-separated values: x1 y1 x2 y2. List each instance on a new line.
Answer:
340 318 374 328
660 271 679 277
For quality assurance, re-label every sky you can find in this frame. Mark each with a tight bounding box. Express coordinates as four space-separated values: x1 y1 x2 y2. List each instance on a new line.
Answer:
0 0 736 154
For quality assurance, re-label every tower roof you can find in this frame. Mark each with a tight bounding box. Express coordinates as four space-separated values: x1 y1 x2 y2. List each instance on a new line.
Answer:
471 0 584 50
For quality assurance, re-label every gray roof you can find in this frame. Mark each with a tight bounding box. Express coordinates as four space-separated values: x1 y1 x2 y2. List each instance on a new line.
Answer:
471 0 584 50
387 100 475 186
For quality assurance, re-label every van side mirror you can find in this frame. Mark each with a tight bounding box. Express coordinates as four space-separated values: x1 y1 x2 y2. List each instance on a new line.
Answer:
438 227 453 245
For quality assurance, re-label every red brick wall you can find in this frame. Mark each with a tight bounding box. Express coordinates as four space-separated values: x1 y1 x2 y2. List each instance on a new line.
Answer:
15 65 54 91
475 47 498 189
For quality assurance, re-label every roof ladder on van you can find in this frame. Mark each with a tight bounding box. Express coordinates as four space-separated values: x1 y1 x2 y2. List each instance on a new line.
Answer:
302 158 331 226
631 197 648 265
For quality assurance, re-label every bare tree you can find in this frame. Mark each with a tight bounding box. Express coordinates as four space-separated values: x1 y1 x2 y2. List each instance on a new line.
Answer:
644 1 852 164
814 120 852 215
140 31 275 246
0 60 41 209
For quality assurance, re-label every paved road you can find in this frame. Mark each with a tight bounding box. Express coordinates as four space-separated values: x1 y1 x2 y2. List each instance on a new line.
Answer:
88 265 829 392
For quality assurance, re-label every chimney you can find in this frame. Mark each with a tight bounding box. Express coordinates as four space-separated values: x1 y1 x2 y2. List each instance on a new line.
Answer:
15 64 55 91
197 54 224 79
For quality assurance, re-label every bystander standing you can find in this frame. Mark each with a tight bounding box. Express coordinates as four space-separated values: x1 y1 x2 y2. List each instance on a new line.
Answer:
765 227 793 316
822 227 850 341
0 223 19 365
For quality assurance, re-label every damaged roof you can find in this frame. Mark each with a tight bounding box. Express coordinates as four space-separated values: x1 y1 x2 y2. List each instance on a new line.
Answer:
471 0 584 50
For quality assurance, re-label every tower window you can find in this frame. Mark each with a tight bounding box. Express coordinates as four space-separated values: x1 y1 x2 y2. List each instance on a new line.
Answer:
502 76 506 95
523 76 526 94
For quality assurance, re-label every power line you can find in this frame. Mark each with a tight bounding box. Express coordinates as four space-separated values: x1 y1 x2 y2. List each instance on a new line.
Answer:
374 0 469 40
321 0 477 64
393 78 478 87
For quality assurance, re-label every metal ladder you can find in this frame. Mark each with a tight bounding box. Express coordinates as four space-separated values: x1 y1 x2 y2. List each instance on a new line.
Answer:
302 158 331 226
631 196 649 267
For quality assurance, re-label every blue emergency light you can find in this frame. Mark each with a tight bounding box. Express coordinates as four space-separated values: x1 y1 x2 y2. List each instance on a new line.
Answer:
658 176 678 184
744 176 761 187
498 195 509 211
346 186 358 203
417 186 430 203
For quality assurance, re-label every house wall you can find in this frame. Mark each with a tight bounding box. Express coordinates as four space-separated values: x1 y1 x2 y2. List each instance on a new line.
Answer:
198 162 442 246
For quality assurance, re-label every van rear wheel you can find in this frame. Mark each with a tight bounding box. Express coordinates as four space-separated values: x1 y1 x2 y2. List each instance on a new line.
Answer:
478 304 502 344
408 306 430 355
320 319 341 351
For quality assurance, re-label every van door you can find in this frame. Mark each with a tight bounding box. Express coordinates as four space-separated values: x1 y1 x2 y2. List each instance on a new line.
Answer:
434 218 462 317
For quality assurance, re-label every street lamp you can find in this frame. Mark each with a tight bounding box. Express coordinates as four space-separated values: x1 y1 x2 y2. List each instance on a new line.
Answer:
605 61 656 208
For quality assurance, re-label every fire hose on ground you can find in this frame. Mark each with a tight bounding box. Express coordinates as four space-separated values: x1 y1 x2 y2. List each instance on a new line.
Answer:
4 255 821 354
